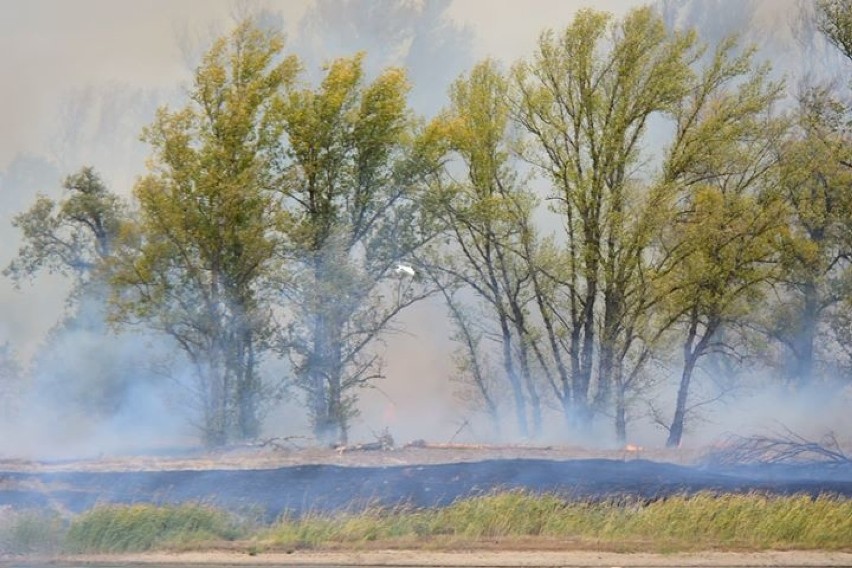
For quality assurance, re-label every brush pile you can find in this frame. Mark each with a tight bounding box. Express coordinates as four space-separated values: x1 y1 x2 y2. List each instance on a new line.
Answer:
703 428 851 466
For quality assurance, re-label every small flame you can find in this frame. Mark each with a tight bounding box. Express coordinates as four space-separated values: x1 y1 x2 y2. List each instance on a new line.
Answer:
383 403 398 424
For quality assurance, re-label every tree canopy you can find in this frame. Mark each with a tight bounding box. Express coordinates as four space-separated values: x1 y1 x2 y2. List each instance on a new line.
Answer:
5 6 852 449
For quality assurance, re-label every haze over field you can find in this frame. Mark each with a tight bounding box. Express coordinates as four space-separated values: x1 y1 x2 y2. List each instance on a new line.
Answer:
0 0 850 457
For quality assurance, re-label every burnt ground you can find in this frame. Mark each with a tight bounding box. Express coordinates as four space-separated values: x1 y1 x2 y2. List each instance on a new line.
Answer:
1 447 850 518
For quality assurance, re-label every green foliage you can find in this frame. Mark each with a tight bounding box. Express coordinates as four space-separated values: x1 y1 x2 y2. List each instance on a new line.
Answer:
430 59 543 436
652 30 786 447
510 6 704 431
3 167 138 421
64 503 241 553
110 21 298 445
818 0 852 62
765 87 852 384
4 166 124 285
7 5 852 449
275 51 439 445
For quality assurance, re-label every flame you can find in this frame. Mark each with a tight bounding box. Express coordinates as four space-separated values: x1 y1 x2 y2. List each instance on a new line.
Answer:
382 403 398 424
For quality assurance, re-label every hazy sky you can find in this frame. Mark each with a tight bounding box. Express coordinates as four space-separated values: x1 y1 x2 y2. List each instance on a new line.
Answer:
0 0 649 170
0 0 649 359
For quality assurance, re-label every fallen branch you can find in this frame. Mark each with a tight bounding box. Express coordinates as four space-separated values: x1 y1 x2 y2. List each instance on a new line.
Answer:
703 427 850 466
336 428 395 454
253 436 311 451
403 440 554 451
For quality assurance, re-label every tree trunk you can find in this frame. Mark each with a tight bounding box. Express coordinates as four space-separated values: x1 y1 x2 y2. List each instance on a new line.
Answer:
574 273 598 431
666 313 714 448
531 277 572 417
327 332 347 446
615 387 627 445
235 326 259 441
309 309 333 444
614 361 628 444
203 354 229 447
518 339 542 437
499 311 528 438
792 282 819 385
666 353 697 448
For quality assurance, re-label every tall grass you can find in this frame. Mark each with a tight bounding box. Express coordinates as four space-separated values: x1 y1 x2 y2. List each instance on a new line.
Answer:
64 503 242 553
3 492 849 555
0 509 65 554
265 492 852 551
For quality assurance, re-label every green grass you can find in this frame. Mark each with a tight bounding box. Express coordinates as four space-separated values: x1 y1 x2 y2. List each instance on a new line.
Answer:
0 509 65 554
263 491 852 551
64 503 243 553
3 492 849 555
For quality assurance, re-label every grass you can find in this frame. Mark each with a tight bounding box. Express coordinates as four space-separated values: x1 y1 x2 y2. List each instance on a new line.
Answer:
0 509 65 554
262 491 852 551
64 503 244 553
2 492 849 555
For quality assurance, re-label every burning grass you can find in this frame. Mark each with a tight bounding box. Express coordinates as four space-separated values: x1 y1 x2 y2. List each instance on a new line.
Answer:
2 492 849 555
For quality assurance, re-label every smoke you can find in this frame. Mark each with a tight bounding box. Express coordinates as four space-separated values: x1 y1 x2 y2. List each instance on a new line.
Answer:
658 0 849 86
1 0 850 457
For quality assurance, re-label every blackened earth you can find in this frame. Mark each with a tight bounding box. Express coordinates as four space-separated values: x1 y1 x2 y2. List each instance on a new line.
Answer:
2 457 850 518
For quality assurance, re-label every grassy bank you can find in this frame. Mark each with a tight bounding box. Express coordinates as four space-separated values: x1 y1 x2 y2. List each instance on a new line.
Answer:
2 492 850 555
263 492 852 551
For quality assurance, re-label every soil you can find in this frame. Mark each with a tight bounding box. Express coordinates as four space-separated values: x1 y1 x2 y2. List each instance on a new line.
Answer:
21 549 850 567
1 445 850 518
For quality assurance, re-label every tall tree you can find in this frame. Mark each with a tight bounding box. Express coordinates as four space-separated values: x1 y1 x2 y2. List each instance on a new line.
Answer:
768 88 852 384
274 54 439 445
511 7 699 430
430 60 542 438
110 21 297 446
658 38 786 447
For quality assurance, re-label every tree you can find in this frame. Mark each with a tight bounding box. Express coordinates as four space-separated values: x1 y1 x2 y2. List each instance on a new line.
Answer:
657 38 787 447
817 0 852 62
429 60 543 437
110 21 297 446
767 88 852 385
2 167 155 417
511 6 700 430
273 53 439 445
4 167 123 287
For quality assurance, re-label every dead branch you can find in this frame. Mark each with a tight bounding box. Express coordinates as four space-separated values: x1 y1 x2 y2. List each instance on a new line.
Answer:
703 427 850 466
448 419 471 444
254 436 311 451
402 441 554 451
335 428 395 454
